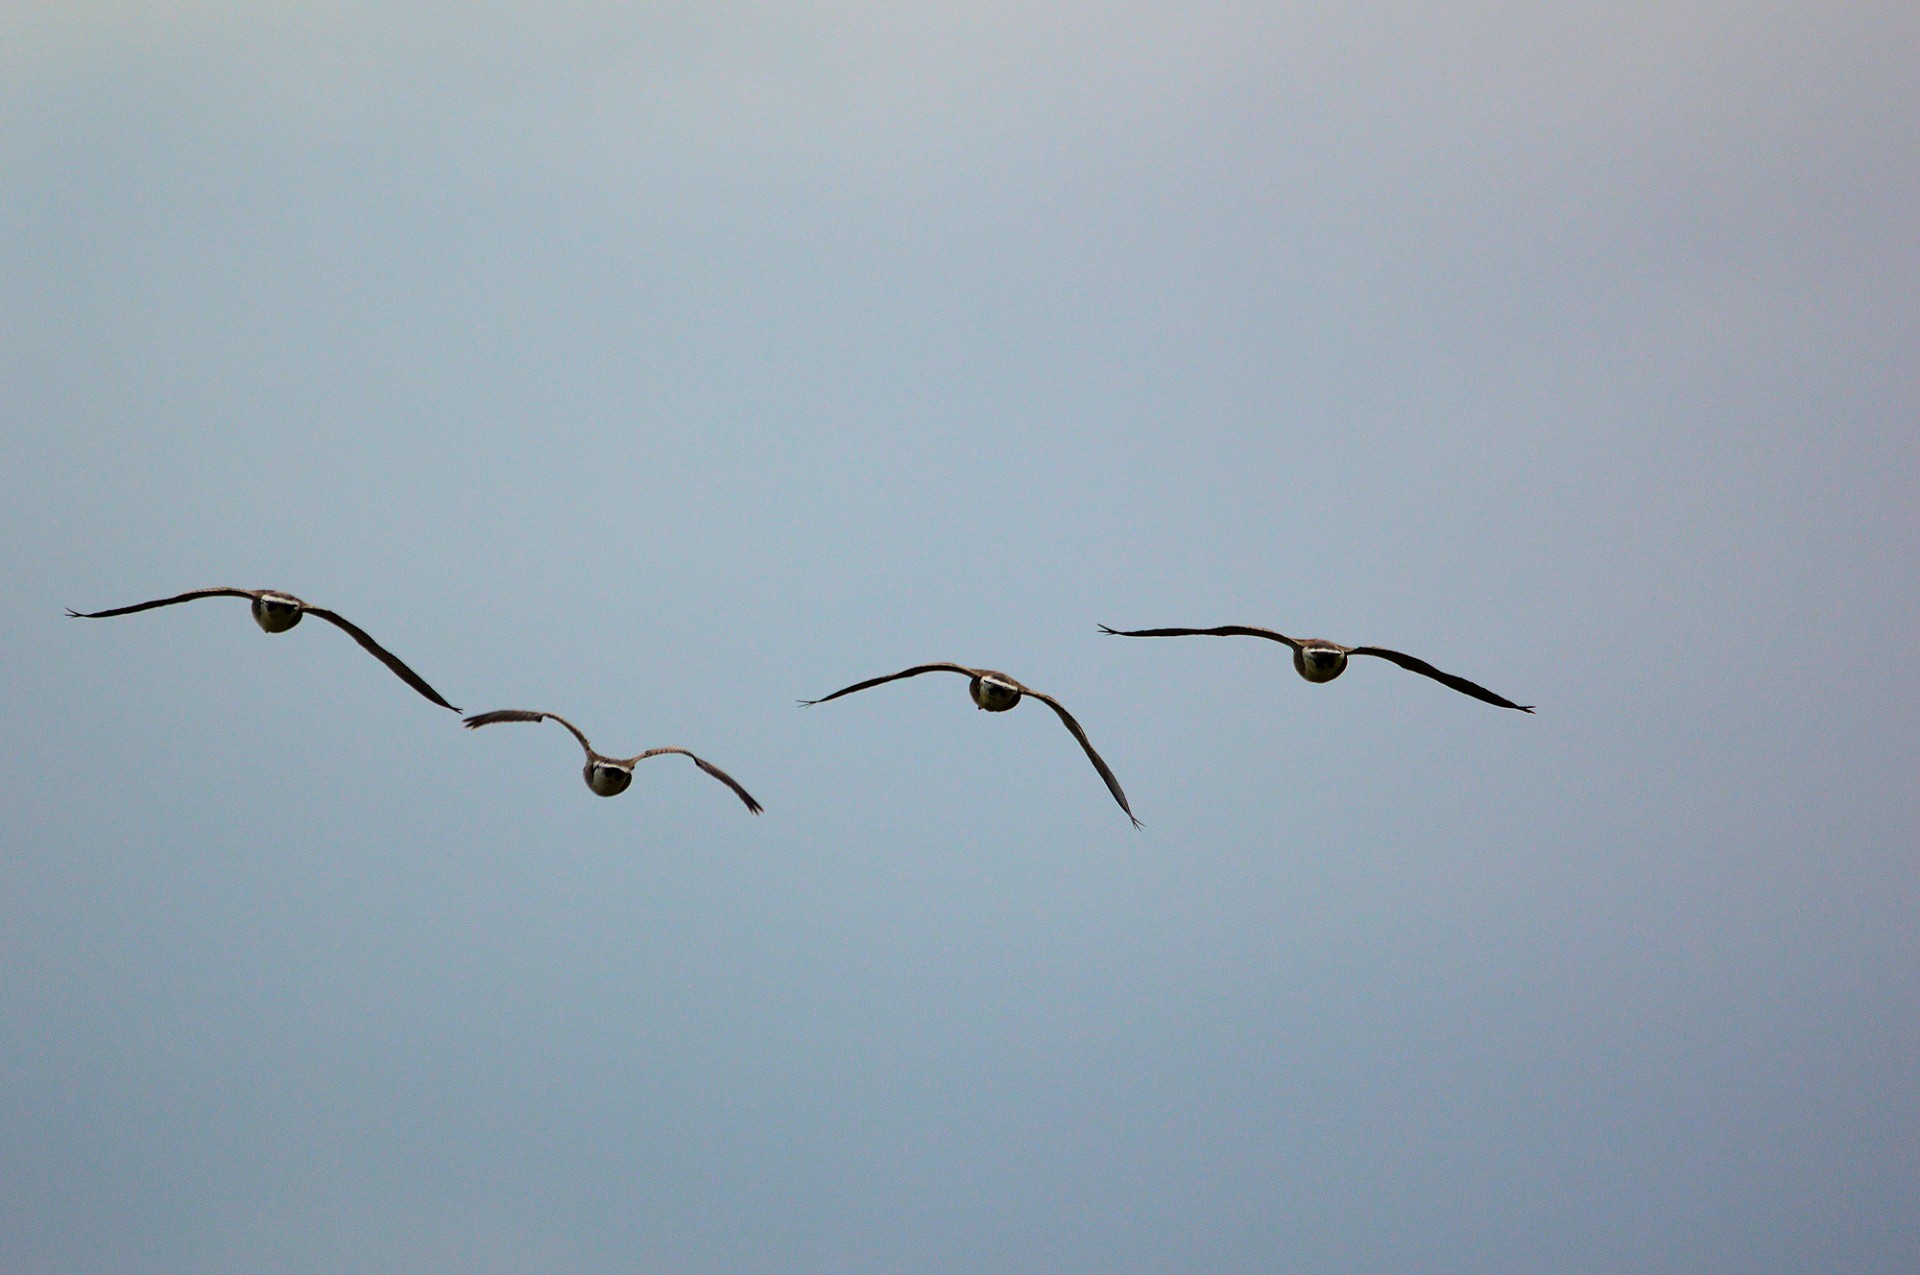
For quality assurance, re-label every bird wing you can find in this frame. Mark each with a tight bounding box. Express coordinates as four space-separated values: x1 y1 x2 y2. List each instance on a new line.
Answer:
626 748 765 815
1024 690 1142 828
1348 647 1534 712
1099 623 1301 650
304 607 459 711
66 587 259 618
798 663 978 706
463 709 599 759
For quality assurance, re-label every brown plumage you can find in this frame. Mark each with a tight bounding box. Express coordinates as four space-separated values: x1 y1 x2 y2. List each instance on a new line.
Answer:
1098 624 1533 712
800 663 1141 827
66 587 458 711
462 709 763 813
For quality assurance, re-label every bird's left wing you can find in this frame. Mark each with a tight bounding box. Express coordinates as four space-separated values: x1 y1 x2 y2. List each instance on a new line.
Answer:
798 663 977 706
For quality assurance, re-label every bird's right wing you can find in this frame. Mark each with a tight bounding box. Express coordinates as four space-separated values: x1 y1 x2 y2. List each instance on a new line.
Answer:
305 606 459 712
1348 647 1535 713
1026 691 1142 829
631 748 765 815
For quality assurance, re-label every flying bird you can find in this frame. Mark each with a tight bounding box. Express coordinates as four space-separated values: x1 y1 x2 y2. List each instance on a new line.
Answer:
67 586 458 711
799 663 1141 826
1098 624 1533 712
462 709 763 812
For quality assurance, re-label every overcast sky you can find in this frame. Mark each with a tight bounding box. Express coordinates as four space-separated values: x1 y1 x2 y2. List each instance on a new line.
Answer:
4 4 1917 1272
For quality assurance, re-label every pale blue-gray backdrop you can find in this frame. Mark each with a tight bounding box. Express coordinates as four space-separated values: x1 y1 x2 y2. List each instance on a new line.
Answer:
4 4 1916 1271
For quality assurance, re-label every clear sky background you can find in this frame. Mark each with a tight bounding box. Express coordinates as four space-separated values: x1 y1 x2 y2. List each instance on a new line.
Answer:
4 4 1916 1271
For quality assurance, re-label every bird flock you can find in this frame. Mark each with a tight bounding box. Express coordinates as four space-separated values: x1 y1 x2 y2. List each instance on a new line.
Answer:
68 586 1534 826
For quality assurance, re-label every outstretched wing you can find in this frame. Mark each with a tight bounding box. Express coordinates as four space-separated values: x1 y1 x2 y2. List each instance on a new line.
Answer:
1099 623 1301 650
304 607 459 711
798 663 978 706
67 587 258 619
463 709 598 758
1024 690 1142 828
1349 647 1534 713
628 748 765 815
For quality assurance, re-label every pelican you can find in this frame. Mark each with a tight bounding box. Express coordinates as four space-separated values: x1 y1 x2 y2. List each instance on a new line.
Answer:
462 709 763 812
67 587 458 711
799 664 1141 826
1098 624 1533 712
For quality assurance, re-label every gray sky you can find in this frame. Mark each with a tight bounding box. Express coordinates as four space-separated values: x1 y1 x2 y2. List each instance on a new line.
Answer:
5 4 1917 1271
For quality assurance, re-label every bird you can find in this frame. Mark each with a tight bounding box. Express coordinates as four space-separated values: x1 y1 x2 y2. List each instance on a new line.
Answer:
1098 623 1533 712
66 586 459 711
799 663 1141 826
462 709 764 812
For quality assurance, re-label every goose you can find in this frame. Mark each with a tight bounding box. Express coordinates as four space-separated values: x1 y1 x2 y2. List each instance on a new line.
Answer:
1098 624 1533 712
800 664 1140 826
67 587 458 711
463 709 763 812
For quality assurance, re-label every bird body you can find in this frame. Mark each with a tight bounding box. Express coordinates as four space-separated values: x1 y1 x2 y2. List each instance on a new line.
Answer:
1293 642 1349 683
586 761 635 797
249 591 305 633
969 672 1023 712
